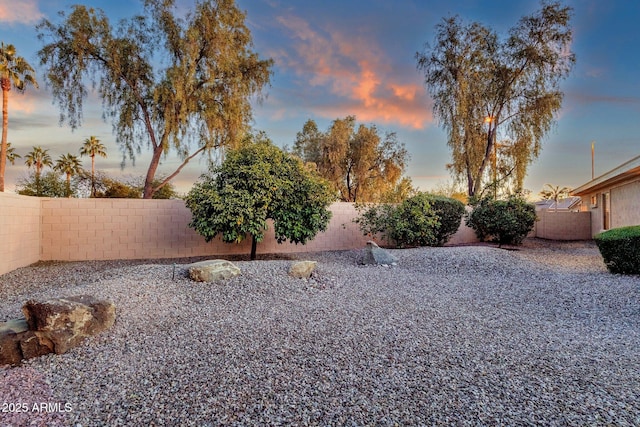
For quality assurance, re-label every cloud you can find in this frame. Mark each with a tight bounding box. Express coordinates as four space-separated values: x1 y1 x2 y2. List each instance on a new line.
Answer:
273 14 432 129
0 0 43 24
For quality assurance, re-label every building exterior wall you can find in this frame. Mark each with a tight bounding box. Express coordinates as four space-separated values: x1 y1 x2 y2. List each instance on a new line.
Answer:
535 210 592 240
578 179 640 236
0 193 41 276
610 180 640 229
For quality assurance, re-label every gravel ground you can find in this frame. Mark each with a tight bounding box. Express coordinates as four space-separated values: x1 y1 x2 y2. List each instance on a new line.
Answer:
1 239 639 426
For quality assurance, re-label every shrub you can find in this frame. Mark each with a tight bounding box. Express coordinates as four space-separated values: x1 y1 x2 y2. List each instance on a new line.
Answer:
428 195 466 246
466 195 536 246
594 225 640 274
355 193 464 248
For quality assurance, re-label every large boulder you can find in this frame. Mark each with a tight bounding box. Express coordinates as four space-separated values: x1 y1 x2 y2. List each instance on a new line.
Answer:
360 241 398 266
289 261 317 279
1 295 115 366
188 259 241 282
22 295 116 354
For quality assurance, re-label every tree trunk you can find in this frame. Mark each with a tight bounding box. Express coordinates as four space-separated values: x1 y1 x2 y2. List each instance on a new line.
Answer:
90 154 96 197
143 146 163 199
250 234 257 261
0 81 9 192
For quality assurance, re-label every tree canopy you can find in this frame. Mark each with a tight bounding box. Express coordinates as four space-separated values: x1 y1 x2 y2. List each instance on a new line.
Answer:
416 1 575 197
37 0 273 198
186 133 335 260
293 116 411 203
0 42 38 192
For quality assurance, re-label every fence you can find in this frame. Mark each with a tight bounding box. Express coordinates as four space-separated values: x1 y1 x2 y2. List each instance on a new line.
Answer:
0 193 591 276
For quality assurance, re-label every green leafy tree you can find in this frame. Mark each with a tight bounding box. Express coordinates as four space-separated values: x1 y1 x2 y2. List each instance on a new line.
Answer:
95 177 141 198
186 134 335 260
37 0 273 199
539 183 572 211
16 171 67 198
54 153 84 197
24 146 53 196
293 116 409 202
0 42 38 192
79 136 107 197
416 2 575 197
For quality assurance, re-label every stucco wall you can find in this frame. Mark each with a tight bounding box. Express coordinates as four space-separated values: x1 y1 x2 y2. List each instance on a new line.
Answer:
611 180 640 229
0 193 41 276
535 210 592 240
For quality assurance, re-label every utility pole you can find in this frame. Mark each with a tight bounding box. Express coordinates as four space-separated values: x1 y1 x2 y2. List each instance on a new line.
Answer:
591 141 595 180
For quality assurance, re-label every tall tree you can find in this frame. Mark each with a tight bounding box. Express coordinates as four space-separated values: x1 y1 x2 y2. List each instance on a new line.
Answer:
54 153 84 197
0 42 38 192
416 1 575 197
24 146 53 196
37 0 273 199
294 116 409 203
79 136 107 197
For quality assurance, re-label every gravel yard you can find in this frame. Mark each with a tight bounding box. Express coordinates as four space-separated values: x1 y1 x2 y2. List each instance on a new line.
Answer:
1 239 639 426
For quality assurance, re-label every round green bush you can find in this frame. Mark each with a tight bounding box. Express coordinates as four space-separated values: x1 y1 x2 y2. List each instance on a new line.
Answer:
594 225 640 274
466 195 536 246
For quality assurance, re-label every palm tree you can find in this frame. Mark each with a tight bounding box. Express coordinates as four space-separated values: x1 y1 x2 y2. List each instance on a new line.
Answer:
1 43 38 192
24 146 53 196
539 184 572 212
6 142 20 165
80 136 107 197
54 153 83 197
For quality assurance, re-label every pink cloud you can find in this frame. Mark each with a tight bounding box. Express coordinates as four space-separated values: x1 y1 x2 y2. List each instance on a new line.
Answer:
0 0 43 24
274 14 432 129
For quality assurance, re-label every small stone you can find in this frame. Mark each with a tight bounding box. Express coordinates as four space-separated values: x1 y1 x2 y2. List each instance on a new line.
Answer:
289 261 317 279
188 260 241 282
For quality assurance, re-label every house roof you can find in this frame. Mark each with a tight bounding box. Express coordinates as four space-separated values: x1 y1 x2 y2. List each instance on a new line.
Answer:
535 196 582 210
572 153 640 196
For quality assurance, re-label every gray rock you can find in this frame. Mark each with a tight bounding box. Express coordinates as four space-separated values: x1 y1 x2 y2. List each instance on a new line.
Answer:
189 259 241 282
289 261 317 279
360 240 398 265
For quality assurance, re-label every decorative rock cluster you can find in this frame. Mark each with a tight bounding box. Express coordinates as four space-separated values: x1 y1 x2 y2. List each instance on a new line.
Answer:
0 295 115 366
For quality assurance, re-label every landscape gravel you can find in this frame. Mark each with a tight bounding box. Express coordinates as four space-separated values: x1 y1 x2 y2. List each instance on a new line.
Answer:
0 239 639 426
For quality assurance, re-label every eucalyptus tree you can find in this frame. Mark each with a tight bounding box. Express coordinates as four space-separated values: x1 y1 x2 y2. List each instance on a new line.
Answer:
0 43 38 192
80 136 107 197
416 1 575 197
24 146 53 196
37 0 273 198
54 153 84 197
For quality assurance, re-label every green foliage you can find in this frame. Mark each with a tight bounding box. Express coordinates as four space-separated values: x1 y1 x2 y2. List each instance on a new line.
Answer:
466 195 536 246
293 116 410 202
95 178 141 198
594 226 640 275
37 0 273 198
185 135 335 259
355 193 465 248
428 195 466 246
16 171 69 197
416 2 575 197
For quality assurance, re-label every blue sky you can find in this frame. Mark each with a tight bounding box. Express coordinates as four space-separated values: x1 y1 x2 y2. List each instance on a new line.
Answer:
1 0 639 196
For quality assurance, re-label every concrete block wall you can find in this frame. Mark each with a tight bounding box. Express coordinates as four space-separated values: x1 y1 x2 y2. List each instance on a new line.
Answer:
535 210 592 240
0 193 41 276
39 200 372 261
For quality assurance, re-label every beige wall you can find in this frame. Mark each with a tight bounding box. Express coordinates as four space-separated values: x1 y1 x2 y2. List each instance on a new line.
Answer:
535 210 592 240
611 180 640 229
2 195 600 276
0 193 41 276
39 200 372 261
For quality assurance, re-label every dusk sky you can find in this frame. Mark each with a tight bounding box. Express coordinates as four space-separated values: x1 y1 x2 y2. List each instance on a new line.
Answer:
0 0 639 196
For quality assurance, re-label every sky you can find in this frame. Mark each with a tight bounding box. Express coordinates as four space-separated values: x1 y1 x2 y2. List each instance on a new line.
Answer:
0 0 639 197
